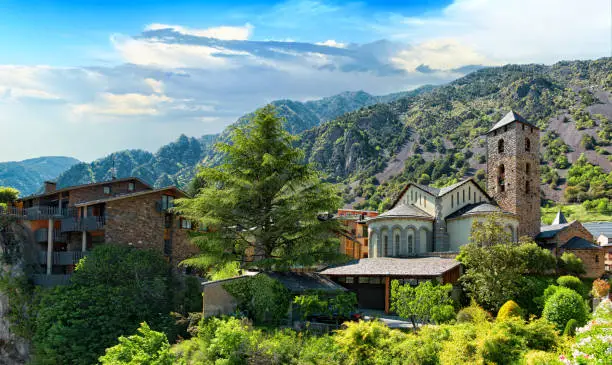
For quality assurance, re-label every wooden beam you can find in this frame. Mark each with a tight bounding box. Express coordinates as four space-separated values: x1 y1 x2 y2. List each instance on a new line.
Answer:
384 276 390 314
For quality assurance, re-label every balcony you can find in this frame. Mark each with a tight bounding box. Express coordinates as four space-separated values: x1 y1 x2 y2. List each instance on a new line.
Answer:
38 251 88 266
35 228 66 243
60 216 106 232
0 206 76 220
31 274 72 287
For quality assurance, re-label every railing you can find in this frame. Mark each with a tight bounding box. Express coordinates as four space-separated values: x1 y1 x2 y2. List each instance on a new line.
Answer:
60 216 106 232
34 228 67 243
38 251 88 266
31 274 72 287
0 206 76 220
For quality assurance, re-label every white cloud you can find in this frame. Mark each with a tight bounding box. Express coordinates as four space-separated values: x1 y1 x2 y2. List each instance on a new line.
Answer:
315 40 346 48
145 23 253 40
72 92 173 117
144 78 164 94
391 39 497 72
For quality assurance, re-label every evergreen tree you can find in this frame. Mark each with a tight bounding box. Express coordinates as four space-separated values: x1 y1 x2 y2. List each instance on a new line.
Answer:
177 105 343 271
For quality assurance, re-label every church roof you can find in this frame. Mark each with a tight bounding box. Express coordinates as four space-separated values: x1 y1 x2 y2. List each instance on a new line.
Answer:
392 178 491 208
488 110 539 133
320 257 460 277
552 210 568 225
372 203 433 220
445 202 513 220
561 236 601 250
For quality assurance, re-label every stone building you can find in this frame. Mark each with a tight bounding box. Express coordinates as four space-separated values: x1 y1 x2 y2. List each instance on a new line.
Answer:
3 177 198 286
335 209 378 259
537 211 605 278
583 222 612 272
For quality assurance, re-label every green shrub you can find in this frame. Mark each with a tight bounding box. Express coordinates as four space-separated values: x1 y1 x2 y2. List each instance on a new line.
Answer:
99 322 175 365
562 318 578 337
558 253 586 276
431 304 456 324
523 350 564 365
497 300 522 321
479 330 525 365
223 275 291 324
207 317 257 364
542 287 589 330
515 276 555 316
556 275 583 294
456 303 491 324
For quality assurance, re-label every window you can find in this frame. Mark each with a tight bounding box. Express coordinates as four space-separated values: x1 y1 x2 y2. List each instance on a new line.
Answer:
362 225 367 238
468 186 471 200
525 137 531 152
462 189 465 203
498 139 505 153
128 182 135 191
504 125 507 132
595 255 599 263
525 180 530 194
408 235 413 254
103 186 111 195
345 277 354 284
359 277 369 284
384 235 389 257
497 164 505 192
526 163 530 175
456 191 459 205
163 239 172 256
394 234 400 256
161 195 174 210
531 127 534 133
522 124 525 130
473 192 476 202
181 218 192 229
451 195 454 208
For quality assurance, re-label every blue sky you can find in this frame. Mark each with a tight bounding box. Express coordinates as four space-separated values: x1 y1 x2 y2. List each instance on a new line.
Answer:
0 0 610 162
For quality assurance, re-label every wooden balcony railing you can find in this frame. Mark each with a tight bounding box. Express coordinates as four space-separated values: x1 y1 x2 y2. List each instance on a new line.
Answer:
0 206 76 220
34 228 67 243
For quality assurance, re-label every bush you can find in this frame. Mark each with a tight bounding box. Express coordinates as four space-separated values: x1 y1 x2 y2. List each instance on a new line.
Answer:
557 275 584 294
591 278 610 298
542 287 589 330
523 350 564 365
563 318 578 337
497 300 522 321
99 322 175 365
456 303 491 324
223 275 291 324
558 252 586 276
516 276 556 316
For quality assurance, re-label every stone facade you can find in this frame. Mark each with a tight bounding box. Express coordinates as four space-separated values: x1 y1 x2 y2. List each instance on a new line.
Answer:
567 249 605 279
487 121 540 238
368 218 434 258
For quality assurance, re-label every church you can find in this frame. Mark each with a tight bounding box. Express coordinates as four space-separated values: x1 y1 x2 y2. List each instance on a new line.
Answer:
322 111 604 311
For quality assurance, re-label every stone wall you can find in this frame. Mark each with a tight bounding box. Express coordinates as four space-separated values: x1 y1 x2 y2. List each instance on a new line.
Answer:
487 121 540 238
68 179 150 206
562 248 606 278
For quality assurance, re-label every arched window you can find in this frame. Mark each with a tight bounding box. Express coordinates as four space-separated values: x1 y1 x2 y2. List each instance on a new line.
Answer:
525 180 530 194
498 164 505 192
383 235 389 257
408 235 413 254
526 163 530 175
498 139 504 153
525 137 531 152
394 234 400 257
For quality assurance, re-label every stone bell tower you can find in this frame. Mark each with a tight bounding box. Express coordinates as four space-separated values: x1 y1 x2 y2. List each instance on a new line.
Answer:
486 111 541 238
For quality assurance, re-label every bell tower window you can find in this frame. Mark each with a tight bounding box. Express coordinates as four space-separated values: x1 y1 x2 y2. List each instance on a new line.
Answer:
526 163 530 175
525 180 530 194
525 137 531 152
497 164 505 193
498 139 504 153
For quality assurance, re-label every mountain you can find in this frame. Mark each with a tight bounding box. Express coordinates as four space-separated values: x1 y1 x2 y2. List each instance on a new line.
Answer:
16 59 612 209
0 157 80 196
51 89 432 191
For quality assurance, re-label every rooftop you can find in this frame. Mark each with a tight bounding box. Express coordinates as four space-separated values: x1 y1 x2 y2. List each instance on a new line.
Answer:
73 186 186 207
488 110 539 133
552 210 568 225
537 222 573 239
320 257 460 277
372 203 433 221
266 272 347 293
392 178 490 208
582 222 612 239
19 177 151 200
561 236 602 250
446 202 513 220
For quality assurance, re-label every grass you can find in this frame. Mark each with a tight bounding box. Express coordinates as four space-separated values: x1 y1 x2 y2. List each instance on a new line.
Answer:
541 204 612 225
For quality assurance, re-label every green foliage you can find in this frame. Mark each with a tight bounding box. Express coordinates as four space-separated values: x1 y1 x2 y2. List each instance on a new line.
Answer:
0 186 19 204
99 322 175 365
390 280 454 327
177 105 343 271
564 154 612 203
32 245 176 365
329 291 358 318
566 299 612 364
456 302 492 324
559 252 586 276
0 274 36 338
333 320 395 364
516 276 556 316
523 350 564 365
222 274 291 324
542 287 589 331
497 300 523 321
563 318 578 337
293 293 328 320
557 275 584 294
208 261 241 281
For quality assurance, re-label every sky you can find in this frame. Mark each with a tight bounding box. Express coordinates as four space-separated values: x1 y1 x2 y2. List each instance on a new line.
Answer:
0 0 610 162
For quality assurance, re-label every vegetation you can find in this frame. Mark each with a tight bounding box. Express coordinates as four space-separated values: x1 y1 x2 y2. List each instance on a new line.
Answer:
564 154 612 203
177 106 344 271
542 287 589 331
390 280 455 327
99 322 174 365
222 275 291 324
558 252 586 276
541 203 612 224
497 300 523 321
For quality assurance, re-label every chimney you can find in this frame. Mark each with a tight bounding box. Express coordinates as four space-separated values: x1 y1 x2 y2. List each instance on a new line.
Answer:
44 181 57 193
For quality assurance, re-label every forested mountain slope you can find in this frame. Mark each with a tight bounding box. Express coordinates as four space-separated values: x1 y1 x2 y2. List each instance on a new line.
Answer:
0 157 80 195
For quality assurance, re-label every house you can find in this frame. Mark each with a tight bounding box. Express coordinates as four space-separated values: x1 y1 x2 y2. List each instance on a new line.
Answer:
323 110 604 311
3 177 199 286
582 222 612 272
536 211 605 278
201 271 346 321
335 209 378 259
